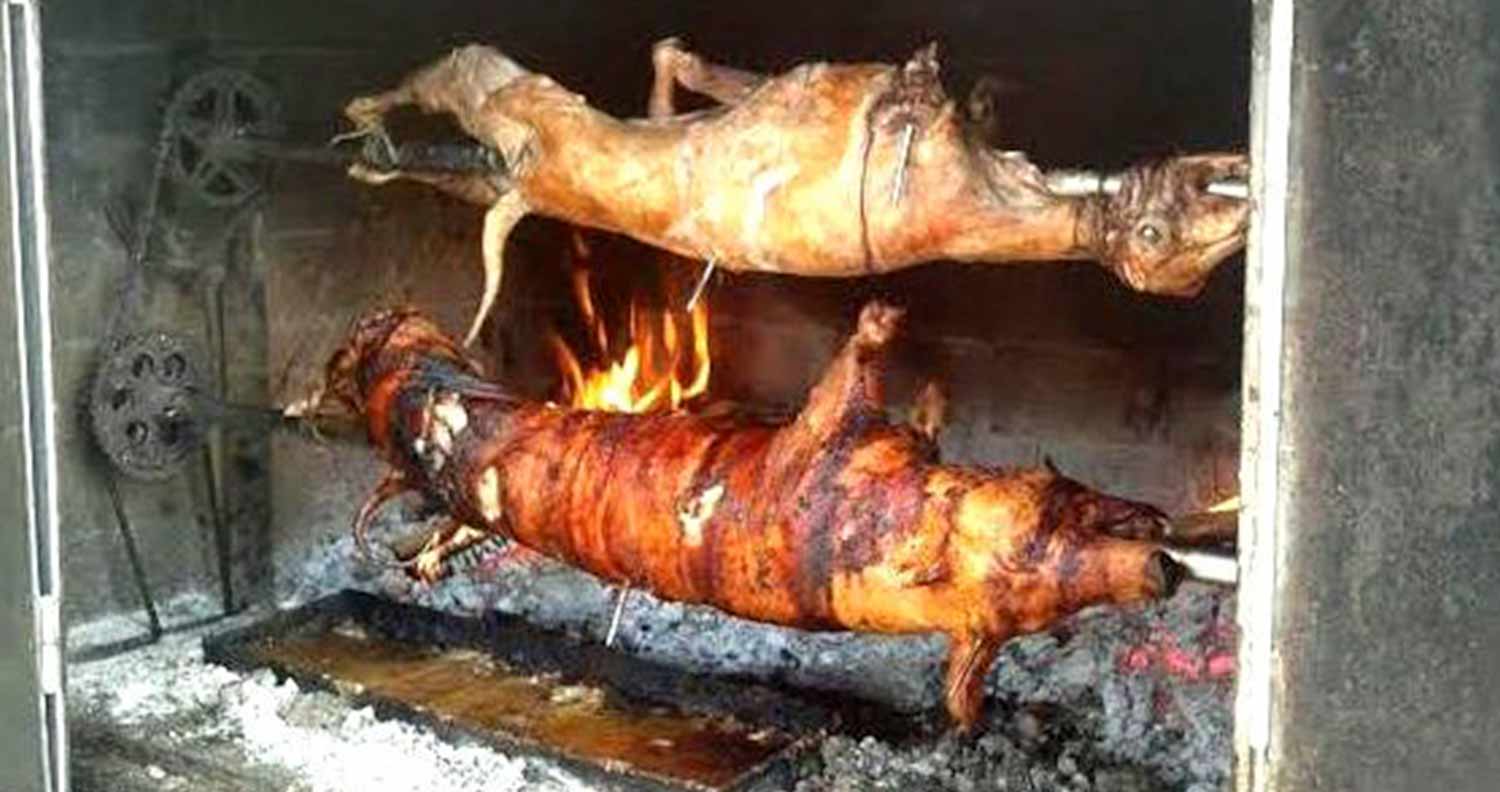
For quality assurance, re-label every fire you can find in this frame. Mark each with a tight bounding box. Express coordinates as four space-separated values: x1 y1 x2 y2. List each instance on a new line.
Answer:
549 265 710 413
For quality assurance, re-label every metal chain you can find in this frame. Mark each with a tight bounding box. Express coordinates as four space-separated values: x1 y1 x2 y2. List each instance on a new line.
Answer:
102 100 180 345
133 101 180 267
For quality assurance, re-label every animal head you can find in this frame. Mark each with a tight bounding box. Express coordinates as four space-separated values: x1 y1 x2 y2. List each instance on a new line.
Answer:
956 469 1182 632
291 308 467 419
1096 153 1250 297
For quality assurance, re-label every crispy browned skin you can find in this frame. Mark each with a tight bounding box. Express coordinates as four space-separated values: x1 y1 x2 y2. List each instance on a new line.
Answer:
316 303 1184 729
341 41 1249 343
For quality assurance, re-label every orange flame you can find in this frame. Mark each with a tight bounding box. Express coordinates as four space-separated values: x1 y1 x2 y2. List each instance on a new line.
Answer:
549 266 710 414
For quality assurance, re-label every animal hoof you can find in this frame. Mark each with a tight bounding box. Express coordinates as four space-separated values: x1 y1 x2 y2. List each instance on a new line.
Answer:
653 36 687 61
856 302 904 347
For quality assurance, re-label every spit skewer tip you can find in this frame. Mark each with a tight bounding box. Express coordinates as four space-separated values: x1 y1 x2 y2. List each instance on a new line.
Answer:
1044 171 1248 201
1162 546 1238 586
684 257 718 311
605 587 632 647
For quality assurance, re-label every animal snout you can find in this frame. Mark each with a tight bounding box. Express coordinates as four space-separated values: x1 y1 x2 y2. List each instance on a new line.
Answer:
1146 550 1187 598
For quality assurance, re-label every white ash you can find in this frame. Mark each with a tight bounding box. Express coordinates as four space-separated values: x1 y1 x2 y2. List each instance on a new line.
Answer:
67 602 588 792
66 589 224 652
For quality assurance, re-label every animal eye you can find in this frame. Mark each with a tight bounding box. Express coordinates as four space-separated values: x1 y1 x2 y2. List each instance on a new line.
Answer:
1136 222 1164 246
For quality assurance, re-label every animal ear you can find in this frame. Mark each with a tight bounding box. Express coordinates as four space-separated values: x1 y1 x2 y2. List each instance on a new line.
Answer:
1043 455 1062 476
907 42 941 74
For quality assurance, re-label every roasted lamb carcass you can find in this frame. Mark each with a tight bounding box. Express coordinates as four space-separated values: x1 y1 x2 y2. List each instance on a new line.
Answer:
339 41 1249 343
304 301 1185 729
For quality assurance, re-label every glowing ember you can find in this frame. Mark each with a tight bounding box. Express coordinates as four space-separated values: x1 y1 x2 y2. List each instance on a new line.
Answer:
549 254 710 414
1206 495 1240 513
1119 628 1237 682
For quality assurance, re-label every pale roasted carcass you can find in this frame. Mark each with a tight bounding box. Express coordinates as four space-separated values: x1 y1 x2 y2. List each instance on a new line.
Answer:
339 41 1249 343
306 302 1185 729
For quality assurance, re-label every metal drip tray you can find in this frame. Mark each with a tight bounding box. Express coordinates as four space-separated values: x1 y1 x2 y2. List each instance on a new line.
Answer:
202 591 902 791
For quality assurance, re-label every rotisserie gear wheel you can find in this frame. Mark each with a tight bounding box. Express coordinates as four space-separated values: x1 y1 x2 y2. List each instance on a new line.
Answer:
164 68 284 207
88 331 208 481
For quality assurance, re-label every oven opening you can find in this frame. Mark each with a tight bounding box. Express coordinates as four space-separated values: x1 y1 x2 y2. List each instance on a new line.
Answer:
45 2 1252 790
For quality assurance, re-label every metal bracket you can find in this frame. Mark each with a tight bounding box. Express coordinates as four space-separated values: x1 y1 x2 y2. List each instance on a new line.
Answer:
164 68 284 207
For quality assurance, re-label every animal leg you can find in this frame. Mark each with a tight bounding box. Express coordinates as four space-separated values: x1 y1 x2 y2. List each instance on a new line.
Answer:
343 45 529 140
408 522 491 584
333 84 410 162
908 380 948 442
943 632 1003 732
475 540 547 575
649 37 766 119
389 517 525 583
346 162 503 207
790 301 904 444
353 468 411 558
465 190 532 347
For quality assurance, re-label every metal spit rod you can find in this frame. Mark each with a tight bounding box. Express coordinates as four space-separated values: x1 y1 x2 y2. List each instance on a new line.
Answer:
1164 546 1238 586
210 133 507 175
222 127 1245 200
1046 170 1249 200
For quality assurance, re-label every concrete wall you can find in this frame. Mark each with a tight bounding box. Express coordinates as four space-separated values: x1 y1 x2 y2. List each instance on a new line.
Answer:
1262 0 1500 789
47 0 1247 624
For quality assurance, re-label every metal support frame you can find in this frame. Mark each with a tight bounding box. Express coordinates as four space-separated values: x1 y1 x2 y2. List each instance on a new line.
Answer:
1234 0 1293 789
0 1 63 791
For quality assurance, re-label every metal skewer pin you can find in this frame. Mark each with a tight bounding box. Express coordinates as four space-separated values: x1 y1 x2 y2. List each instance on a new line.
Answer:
605 587 632 648
890 122 916 206
684 256 717 312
